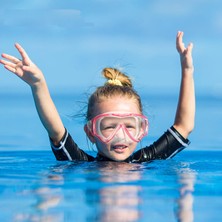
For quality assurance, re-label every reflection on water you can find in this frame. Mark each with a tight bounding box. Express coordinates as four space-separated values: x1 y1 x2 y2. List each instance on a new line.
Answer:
89 162 142 222
34 162 143 222
7 162 195 221
1 151 222 222
98 185 141 222
175 168 196 222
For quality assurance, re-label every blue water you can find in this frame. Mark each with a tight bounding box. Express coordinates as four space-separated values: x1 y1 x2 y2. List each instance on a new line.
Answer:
0 93 222 221
0 150 222 222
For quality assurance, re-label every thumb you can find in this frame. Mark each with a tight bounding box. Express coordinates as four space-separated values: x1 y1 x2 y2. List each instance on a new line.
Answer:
187 42 193 53
22 64 38 74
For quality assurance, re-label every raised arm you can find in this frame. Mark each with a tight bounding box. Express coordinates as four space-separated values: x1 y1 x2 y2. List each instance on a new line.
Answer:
173 31 195 138
0 43 65 144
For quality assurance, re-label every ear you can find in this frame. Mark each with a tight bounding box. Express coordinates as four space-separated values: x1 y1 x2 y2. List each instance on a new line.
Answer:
84 124 96 143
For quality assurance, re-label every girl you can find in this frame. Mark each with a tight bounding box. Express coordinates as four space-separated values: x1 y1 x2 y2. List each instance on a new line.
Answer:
0 31 195 163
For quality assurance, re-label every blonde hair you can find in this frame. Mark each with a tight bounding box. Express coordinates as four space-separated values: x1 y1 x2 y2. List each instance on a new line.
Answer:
86 67 143 120
103 67 132 87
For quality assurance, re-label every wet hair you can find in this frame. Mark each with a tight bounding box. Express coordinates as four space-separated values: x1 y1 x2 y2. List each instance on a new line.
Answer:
86 67 143 120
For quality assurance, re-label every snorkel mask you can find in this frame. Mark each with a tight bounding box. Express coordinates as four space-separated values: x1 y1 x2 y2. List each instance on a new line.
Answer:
87 113 148 144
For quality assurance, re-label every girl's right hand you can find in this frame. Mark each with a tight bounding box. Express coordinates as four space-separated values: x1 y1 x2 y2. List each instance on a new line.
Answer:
0 43 45 88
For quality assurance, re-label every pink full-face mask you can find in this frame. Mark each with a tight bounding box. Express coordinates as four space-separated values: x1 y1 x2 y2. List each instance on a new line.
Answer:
86 113 148 144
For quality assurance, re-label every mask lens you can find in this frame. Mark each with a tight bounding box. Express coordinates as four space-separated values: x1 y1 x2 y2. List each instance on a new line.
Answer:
89 113 148 143
99 116 137 139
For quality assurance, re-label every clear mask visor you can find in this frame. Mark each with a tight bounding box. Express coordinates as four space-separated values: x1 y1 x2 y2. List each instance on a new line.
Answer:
87 113 148 144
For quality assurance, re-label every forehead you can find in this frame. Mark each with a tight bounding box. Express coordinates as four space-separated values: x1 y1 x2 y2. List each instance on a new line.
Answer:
93 96 141 117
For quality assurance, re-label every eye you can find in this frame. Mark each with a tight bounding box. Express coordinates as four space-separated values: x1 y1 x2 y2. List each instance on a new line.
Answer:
104 126 115 130
125 124 136 129
101 124 117 130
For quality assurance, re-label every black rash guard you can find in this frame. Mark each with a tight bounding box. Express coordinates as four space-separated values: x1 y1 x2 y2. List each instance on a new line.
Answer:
50 126 190 163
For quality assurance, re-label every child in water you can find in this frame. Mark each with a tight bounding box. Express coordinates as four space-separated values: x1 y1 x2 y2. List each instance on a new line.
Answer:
0 31 195 163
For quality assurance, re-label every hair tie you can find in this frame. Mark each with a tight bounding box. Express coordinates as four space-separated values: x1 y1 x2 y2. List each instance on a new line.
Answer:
107 79 123 86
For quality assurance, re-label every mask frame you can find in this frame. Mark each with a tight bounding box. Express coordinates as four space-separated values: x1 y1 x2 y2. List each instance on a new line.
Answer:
86 113 148 143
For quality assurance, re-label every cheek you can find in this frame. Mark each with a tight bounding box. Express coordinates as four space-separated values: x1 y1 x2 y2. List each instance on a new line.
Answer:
130 142 138 151
95 139 109 152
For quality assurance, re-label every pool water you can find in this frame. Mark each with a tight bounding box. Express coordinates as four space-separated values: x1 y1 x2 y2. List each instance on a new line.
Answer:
0 92 222 221
0 150 222 222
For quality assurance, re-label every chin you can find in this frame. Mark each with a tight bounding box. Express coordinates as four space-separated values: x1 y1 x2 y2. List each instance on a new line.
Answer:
111 154 130 162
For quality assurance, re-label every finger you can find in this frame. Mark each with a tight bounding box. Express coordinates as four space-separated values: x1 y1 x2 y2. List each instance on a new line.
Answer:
0 59 16 67
177 31 184 38
187 42 193 53
4 64 17 73
22 65 35 73
0 58 7 66
176 32 183 50
1 53 21 64
176 31 185 52
176 31 183 46
14 43 31 66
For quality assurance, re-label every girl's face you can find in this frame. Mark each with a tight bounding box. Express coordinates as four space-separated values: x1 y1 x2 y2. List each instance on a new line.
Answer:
87 96 142 161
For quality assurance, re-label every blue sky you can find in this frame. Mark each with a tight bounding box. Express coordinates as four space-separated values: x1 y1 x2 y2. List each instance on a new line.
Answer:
0 0 222 97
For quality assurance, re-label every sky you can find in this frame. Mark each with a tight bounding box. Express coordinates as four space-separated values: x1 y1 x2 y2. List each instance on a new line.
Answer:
0 0 222 97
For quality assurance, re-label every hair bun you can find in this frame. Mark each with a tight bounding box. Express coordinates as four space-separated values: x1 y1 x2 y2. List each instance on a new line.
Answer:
102 67 132 88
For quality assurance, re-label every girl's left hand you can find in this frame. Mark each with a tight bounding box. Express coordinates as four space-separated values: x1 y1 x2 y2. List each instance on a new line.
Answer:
176 31 194 70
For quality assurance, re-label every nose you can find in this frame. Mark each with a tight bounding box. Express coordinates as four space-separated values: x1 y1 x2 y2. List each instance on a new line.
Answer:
115 124 126 137
112 124 132 143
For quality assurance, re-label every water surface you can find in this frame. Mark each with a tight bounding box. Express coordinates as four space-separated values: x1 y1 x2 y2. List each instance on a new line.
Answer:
0 150 222 222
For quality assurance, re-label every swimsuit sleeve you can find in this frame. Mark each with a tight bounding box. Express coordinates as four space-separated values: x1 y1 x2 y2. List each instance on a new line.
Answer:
131 126 190 163
50 128 95 161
